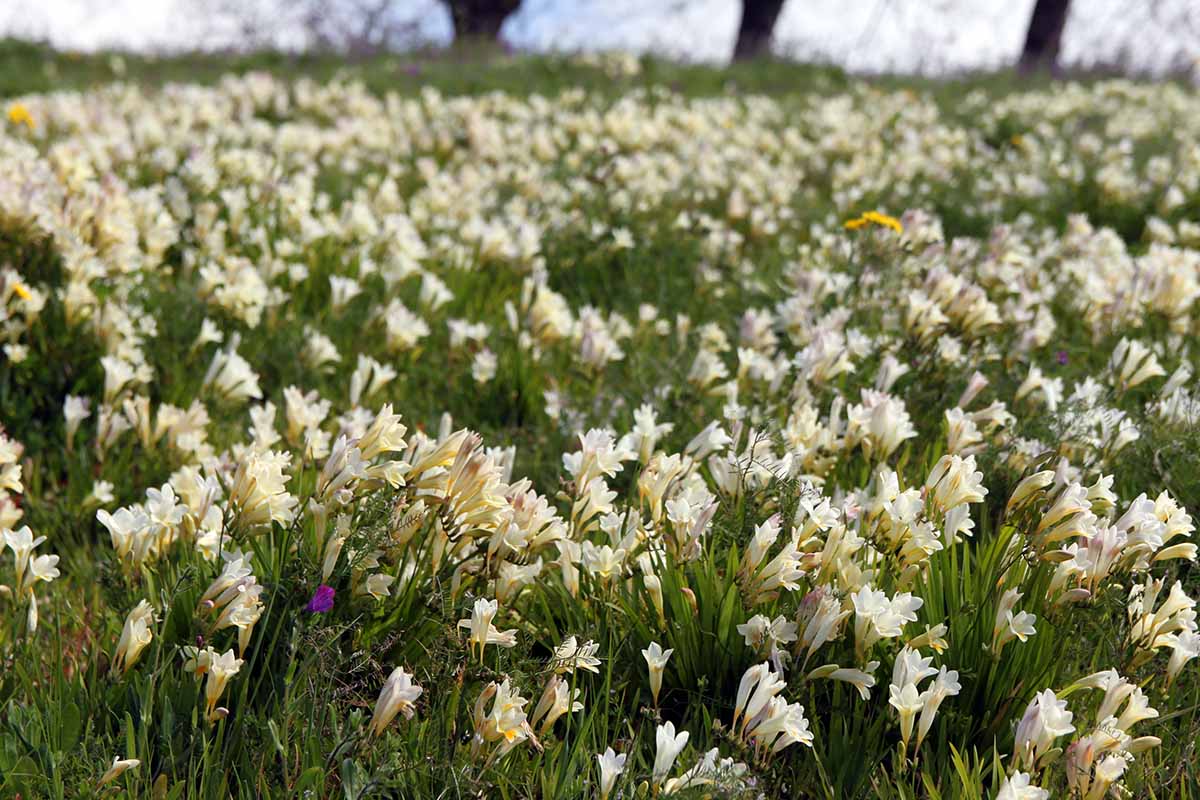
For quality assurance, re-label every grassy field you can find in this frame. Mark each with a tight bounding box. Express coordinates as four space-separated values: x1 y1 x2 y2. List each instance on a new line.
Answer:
1 38 1199 799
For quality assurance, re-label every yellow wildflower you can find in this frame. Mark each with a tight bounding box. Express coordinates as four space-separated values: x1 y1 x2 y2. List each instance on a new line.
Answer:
843 210 903 234
7 103 35 130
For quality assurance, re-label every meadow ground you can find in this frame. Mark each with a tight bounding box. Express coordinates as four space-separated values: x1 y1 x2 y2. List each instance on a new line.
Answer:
1 39 1199 799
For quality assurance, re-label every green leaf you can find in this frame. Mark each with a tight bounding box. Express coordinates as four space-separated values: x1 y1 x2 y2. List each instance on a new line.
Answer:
340 758 367 800
0 754 38 796
715 582 739 649
124 711 137 761
296 767 325 793
57 702 81 753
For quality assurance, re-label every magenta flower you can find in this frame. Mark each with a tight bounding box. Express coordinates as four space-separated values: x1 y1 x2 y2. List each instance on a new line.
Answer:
1056 350 1069 366
305 585 335 613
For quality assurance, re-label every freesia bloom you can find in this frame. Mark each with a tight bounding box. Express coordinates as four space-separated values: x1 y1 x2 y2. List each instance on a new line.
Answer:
661 747 750 795
112 599 156 675
732 663 787 737
888 681 924 751
4 525 45 590
552 635 601 674
642 641 673 706
368 666 423 736
996 771 1048 800
63 395 91 444
203 649 244 722
916 666 961 748
992 589 1036 653
1013 689 1075 769
470 678 534 762
97 757 140 787
458 597 517 662
652 721 689 786
745 696 813 754
1165 630 1200 687
596 747 626 800
808 661 879 700
530 674 583 735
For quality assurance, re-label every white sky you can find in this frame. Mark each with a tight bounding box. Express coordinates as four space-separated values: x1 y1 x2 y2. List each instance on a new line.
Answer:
2 0 1198 75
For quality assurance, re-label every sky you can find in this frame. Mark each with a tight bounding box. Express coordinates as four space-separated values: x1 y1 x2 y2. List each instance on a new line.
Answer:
2 0 1197 76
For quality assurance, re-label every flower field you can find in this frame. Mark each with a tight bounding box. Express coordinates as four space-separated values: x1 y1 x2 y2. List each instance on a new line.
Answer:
1 50 1199 798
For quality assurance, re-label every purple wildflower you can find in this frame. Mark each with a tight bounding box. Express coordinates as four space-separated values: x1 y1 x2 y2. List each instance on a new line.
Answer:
305 585 335 613
1056 350 1069 366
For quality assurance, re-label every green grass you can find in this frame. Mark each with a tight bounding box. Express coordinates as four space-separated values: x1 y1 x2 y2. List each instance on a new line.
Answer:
0 37 853 100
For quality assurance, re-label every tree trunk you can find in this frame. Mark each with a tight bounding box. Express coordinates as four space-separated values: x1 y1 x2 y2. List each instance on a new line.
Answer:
1018 0 1071 76
733 0 786 61
446 0 521 40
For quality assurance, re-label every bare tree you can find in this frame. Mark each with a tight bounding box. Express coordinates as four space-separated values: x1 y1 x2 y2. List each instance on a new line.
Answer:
186 0 427 55
1018 0 1071 75
301 0 425 56
733 0 787 60
443 0 522 41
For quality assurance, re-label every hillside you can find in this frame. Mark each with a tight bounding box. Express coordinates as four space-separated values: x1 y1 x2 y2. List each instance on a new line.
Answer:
1 43 1198 799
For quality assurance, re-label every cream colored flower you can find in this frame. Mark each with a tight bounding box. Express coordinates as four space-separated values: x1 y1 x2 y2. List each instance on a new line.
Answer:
112 600 156 675
97 756 141 787
368 666 423 737
641 641 673 706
